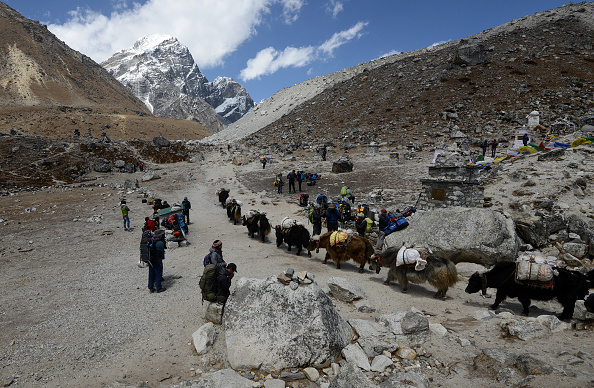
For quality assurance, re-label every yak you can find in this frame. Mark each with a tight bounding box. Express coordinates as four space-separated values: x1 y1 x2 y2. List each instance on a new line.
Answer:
466 261 589 321
226 200 241 225
218 189 230 208
370 246 458 300
307 231 374 273
243 212 271 242
275 224 311 256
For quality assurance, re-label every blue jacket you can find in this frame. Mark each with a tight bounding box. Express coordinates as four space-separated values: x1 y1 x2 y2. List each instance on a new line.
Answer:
325 208 340 223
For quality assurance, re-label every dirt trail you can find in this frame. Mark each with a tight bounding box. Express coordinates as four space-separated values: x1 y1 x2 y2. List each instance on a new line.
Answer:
0 150 592 387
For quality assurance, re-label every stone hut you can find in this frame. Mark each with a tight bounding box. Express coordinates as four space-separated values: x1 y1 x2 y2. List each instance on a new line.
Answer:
418 151 485 209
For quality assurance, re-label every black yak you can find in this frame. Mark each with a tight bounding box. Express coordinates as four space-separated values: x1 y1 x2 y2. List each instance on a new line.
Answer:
243 212 271 242
370 246 458 299
275 224 311 256
218 189 230 208
466 261 589 321
226 200 241 225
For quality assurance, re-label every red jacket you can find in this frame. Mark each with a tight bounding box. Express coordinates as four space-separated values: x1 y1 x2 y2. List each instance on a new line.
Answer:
145 219 156 232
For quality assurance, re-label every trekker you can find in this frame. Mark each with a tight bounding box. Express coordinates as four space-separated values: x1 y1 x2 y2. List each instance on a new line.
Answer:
297 171 304 192
276 173 284 194
324 204 340 232
148 230 166 293
491 139 498 158
216 263 238 304
182 197 191 225
261 157 267 169
376 209 390 250
311 205 323 236
481 139 488 156
346 187 355 203
355 213 367 236
321 146 327 161
287 170 296 193
206 240 225 266
522 133 529 147
120 200 131 231
144 217 156 232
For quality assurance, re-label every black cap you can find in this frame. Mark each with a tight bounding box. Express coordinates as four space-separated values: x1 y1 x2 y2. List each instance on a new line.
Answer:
227 263 238 273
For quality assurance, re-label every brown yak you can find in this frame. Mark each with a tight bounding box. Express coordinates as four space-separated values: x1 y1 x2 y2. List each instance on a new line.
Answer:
307 231 374 273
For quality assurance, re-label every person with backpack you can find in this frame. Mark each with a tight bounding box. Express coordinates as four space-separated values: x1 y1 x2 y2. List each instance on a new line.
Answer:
276 173 284 194
310 205 323 236
480 139 488 157
120 200 131 231
205 240 224 266
143 217 156 232
296 171 304 192
355 213 367 236
323 204 340 232
491 139 498 158
376 209 390 250
216 263 238 304
287 170 296 193
182 197 192 225
148 229 166 293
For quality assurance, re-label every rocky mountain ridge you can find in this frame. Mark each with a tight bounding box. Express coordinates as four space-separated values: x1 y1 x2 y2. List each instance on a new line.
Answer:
102 35 255 133
205 2 594 152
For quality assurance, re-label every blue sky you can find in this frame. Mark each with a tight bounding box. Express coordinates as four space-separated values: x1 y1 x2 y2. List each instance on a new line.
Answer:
5 0 582 103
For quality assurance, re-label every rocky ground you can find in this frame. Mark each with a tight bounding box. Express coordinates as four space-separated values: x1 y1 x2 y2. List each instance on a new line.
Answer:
0 143 593 388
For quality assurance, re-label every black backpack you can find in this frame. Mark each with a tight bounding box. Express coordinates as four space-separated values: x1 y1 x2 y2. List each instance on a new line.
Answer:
147 237 163 261
199 264 219 303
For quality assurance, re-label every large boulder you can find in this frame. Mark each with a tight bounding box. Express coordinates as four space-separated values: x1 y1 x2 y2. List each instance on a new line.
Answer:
93 158 111 172
454 43 488 66
332 155 354 173
513 212 568 248
384 207 518 265
153 136 171 148
223 277 352 370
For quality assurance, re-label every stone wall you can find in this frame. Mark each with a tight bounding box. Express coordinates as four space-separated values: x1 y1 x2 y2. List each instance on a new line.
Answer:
427 165 482 181
419 179 484 209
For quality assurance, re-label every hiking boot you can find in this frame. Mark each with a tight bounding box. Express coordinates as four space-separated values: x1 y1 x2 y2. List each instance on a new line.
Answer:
156 288 167 293
149 288 155 293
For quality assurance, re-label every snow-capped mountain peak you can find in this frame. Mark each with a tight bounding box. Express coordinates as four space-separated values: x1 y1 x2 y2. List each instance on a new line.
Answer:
101 34 255 132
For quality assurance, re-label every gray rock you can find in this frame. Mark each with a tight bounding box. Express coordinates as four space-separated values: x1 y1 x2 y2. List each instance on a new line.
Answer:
264 380 285 388
537 148 565 161
514 353 553 376
573 300 594 320
341 343 371 371
170 369 254 387
535 315 569 332
514 212 568 248
122 163 136 173
370 355 393 373
561 253 583 267
153 136 171 148
379 371 430 388
332 155 354 173
503 320 546 341
496 367 518 384
348 319 399 357
329 362 377 388
384 207 517 265
192 322 216 355
205 302 223 324
142 170 160 182
328 277 365 302
454 43 488 66
114 160 126 168
428 323 448 338
124 178 139 189
377 312 408 335
354 299 376 313
93 159 112 172
562 242 587 258
400 312 430 346
223 277 352 370
303 367 320 382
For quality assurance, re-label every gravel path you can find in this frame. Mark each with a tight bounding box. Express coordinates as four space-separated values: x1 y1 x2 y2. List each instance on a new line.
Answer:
1 149 592 387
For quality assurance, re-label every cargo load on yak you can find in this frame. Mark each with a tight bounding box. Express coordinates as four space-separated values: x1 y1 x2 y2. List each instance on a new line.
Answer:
396 245 427 271
516 256 556 283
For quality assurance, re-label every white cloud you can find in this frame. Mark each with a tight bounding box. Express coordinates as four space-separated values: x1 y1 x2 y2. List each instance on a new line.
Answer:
240 46 315 80
326 0 344 18
47 0 295 66
240 21 367 81
281 0 306 24
378 49 401 59
429 40 451 47
318 21 367 56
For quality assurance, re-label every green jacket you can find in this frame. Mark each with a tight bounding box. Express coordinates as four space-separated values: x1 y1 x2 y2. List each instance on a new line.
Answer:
121 205 129 217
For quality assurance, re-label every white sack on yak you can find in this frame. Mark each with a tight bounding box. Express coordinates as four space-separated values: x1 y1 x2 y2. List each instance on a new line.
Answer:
396 245 427 271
